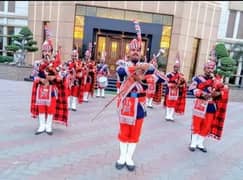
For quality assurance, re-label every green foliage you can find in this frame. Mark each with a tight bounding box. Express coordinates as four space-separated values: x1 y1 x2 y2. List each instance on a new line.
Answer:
0 56 14 63
5 26 38 54
214 43 237 77
215 43 229 59
19 27 33 37
4 45 19 52
4 26 38 65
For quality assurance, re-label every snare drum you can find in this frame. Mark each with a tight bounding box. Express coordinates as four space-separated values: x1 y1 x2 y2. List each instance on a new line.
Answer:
98 76 108 88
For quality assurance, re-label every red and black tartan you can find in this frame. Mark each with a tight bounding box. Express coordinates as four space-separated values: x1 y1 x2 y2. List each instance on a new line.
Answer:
30 79 69 126
163 85 187 114
175 84 187 114
153 83 163 105
209 87 229 140
91 71 97 97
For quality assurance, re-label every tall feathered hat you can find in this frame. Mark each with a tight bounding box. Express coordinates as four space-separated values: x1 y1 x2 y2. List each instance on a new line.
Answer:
204 60 216 69
42 23 53 52
85 42 92 58
209 45 217 62
174 52 180 67
71 49 79 59
129 19 142 50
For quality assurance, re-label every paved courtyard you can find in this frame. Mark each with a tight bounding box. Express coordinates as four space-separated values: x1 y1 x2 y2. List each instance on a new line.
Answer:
0 79 243 180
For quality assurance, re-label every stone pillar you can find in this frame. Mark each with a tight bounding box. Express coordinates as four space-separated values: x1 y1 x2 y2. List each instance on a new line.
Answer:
225 77 230 84
235 57 243 86
3 25 7 56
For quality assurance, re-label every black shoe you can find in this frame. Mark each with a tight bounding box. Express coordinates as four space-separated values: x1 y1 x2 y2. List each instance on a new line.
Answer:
72 108 77 111
35 131 45 135
197 147 207 153
126 164 136 172
189 146 196 152
115 162 126 170
46 131 53 136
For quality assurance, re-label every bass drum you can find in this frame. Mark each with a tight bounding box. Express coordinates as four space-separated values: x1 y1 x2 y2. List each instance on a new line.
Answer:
98 76 108 88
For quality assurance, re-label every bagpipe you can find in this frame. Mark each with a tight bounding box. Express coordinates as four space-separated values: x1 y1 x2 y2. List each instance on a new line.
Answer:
197 73 224 100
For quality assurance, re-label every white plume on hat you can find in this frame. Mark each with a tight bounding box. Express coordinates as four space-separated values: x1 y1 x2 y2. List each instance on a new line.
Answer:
174 52 180 67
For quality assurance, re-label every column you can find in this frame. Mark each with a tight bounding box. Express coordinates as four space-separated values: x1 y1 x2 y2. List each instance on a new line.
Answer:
235 57 242 86
3 25 7 56
233 11 240 39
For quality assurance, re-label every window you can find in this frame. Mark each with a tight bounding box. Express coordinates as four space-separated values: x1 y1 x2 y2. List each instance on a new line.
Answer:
0 1 4 12
159 26 172 72
226 10 237 38
160 26 172 49
8 1 15 13
76 5 173 25
0 26 3 55
189 38 200 81
76 5 86 16
237 11 243 39
6 26 14 56
152 14 163 24
73 16 85 55
86 6 96 16
97 8 110 19
7 26 14 45
109 9 124 20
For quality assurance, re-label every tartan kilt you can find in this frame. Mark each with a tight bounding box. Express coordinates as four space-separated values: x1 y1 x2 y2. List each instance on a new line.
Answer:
78 84 84 103
88 71 96 97
209 87 229 140
30 79 69 126
153 83 163 105
175 86 187 114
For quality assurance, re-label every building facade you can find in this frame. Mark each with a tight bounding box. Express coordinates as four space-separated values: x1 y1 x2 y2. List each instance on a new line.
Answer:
0 1 28 56
28 1 222 81
217 1 243 87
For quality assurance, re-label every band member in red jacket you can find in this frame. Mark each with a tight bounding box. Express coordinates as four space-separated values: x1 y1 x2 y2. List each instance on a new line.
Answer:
164 53 187 121
30 40 68 135
188 60 229 152
82 49 96 102
66 49 83 111
115 38 167 171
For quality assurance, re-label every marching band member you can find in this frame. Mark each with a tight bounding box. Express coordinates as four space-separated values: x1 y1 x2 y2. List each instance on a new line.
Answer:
145 50 166 108
96 52 110 98
164 53 187 121
30 40 68 135
82 49 96 102
115 20 166 172
66 49 83 111
188 60 229 153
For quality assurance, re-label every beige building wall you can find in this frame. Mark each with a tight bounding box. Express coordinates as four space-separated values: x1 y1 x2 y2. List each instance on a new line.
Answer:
229 1 243 11
28 1 76 64
28 1 222 81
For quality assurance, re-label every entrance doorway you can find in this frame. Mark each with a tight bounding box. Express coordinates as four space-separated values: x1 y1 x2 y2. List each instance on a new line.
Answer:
188 38 201 81
95 31 149 76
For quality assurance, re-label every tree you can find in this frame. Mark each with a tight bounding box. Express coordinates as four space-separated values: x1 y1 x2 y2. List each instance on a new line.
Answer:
5 26 38 66
212 43 237 79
